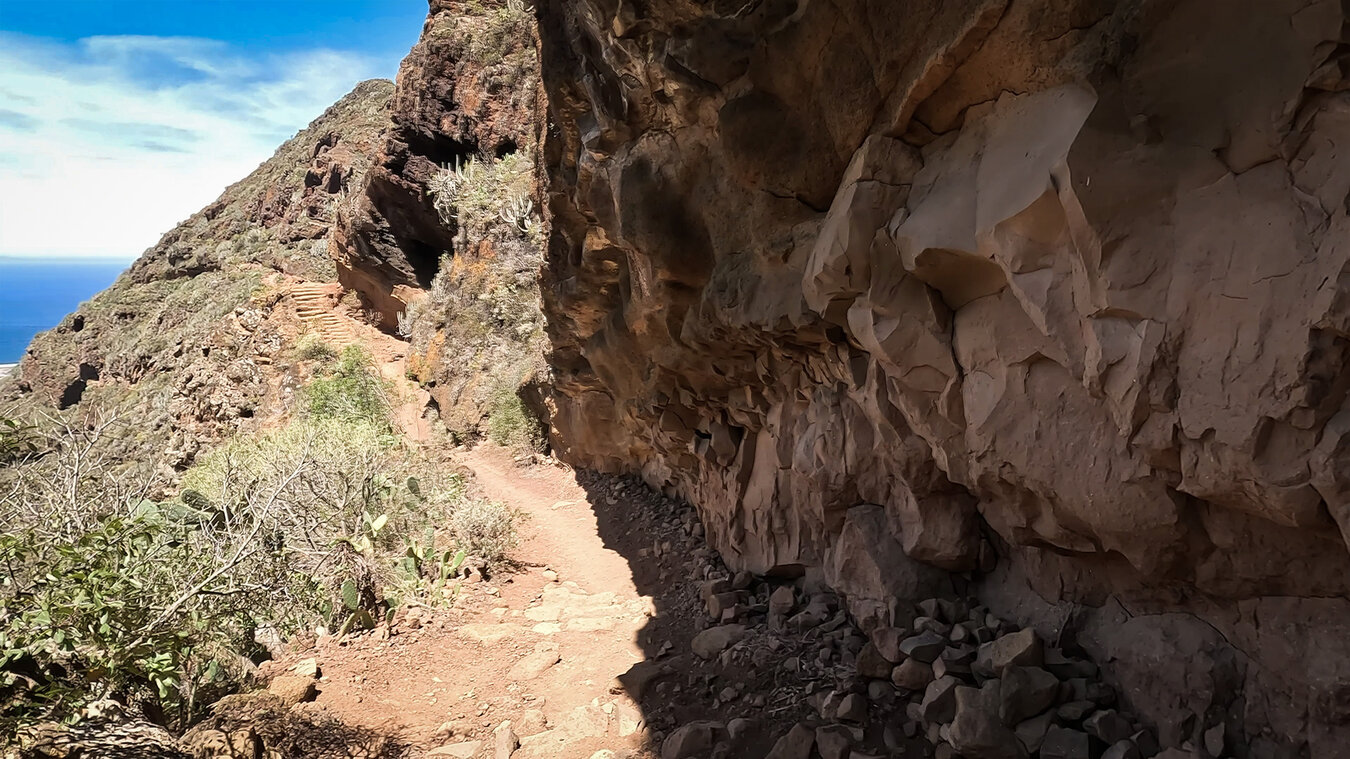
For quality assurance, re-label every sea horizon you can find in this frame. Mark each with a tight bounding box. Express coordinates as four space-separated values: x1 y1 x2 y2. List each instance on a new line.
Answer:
0 257 131 363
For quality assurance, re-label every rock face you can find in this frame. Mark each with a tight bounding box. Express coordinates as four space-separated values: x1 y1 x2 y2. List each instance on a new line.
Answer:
532 0 1350 754
331 1 549 441
332 0 542 328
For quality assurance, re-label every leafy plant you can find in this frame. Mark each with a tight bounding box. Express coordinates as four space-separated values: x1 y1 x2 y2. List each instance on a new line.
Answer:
303 344 391 426
294 333 339 363
449 498 522 568
487 383 541 450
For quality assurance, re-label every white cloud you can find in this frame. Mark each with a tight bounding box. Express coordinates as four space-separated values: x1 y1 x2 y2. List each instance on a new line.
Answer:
0 33 387 259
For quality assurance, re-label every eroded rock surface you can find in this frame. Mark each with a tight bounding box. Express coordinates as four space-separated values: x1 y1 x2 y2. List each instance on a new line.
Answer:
532 0 1350 754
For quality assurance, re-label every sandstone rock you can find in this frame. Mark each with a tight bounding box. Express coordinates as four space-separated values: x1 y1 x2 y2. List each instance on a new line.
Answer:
290 658 320 679
267 676 316 706
1040 727 1091 759
836 693 868 724
949 682 1026 759
1204 723 1227 757
507 642 560 681
727 718 753 742
495 721 519 759
701 578 732 605
707 591 740 619
428 741 483 758
975 630 1042 677
536 0 1350 752
662 721 725 759
769 586 797 616
515 710 548 737
691 625 747 660
765 723 815 759
999 666 1059 725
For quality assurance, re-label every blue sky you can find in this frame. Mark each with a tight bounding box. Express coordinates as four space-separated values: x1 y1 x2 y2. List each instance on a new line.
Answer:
0 0 428 259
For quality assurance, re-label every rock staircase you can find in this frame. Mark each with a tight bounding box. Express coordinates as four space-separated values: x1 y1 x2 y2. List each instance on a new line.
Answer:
289 284 353 348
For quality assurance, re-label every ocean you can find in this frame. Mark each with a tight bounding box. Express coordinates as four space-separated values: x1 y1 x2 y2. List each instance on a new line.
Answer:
0 258 130 364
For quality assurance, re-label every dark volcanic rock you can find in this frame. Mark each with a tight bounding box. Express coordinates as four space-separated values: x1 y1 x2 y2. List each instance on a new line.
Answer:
531 0 1350 755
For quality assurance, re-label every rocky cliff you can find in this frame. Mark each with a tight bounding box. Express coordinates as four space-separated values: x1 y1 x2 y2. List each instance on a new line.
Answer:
530 1 1350 755
333 0 549 443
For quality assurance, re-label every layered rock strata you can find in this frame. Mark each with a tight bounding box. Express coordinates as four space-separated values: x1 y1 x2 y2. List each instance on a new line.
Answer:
532 0 1350 755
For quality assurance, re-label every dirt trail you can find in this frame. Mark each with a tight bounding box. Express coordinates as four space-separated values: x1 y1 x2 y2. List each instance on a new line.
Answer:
280 445 662 759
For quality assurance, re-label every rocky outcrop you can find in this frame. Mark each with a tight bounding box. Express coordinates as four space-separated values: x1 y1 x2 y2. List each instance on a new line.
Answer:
332 1 543 329
533 0 1350 755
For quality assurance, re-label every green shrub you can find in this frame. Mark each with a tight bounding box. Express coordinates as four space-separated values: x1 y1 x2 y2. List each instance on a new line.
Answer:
294 333 339 363
487 383 541 450
0 405 478 730
448 498 521 568
303 345 390 426
0 506 254 730
427 152 540 248
0 416 37 463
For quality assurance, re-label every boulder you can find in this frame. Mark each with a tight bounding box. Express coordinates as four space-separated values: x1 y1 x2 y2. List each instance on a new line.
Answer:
919 676 962 724
267 676 316 706
975 629 1042 677
765 722 816 759
662 721 725 759
691 625 747 660
1040 727 1091 759
949 682 1027 759
892 658 936 691
998 666 1059 725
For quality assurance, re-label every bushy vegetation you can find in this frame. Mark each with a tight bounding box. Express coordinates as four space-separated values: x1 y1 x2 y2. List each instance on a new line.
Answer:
487 382 542 450
303 345 391 427
402 149 547 449
451 0 535 72
293 333 339 363
426 151 541 250
0 345 521 733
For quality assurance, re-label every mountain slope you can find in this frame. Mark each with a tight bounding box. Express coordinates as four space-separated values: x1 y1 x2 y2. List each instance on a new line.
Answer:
2 79 395 471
